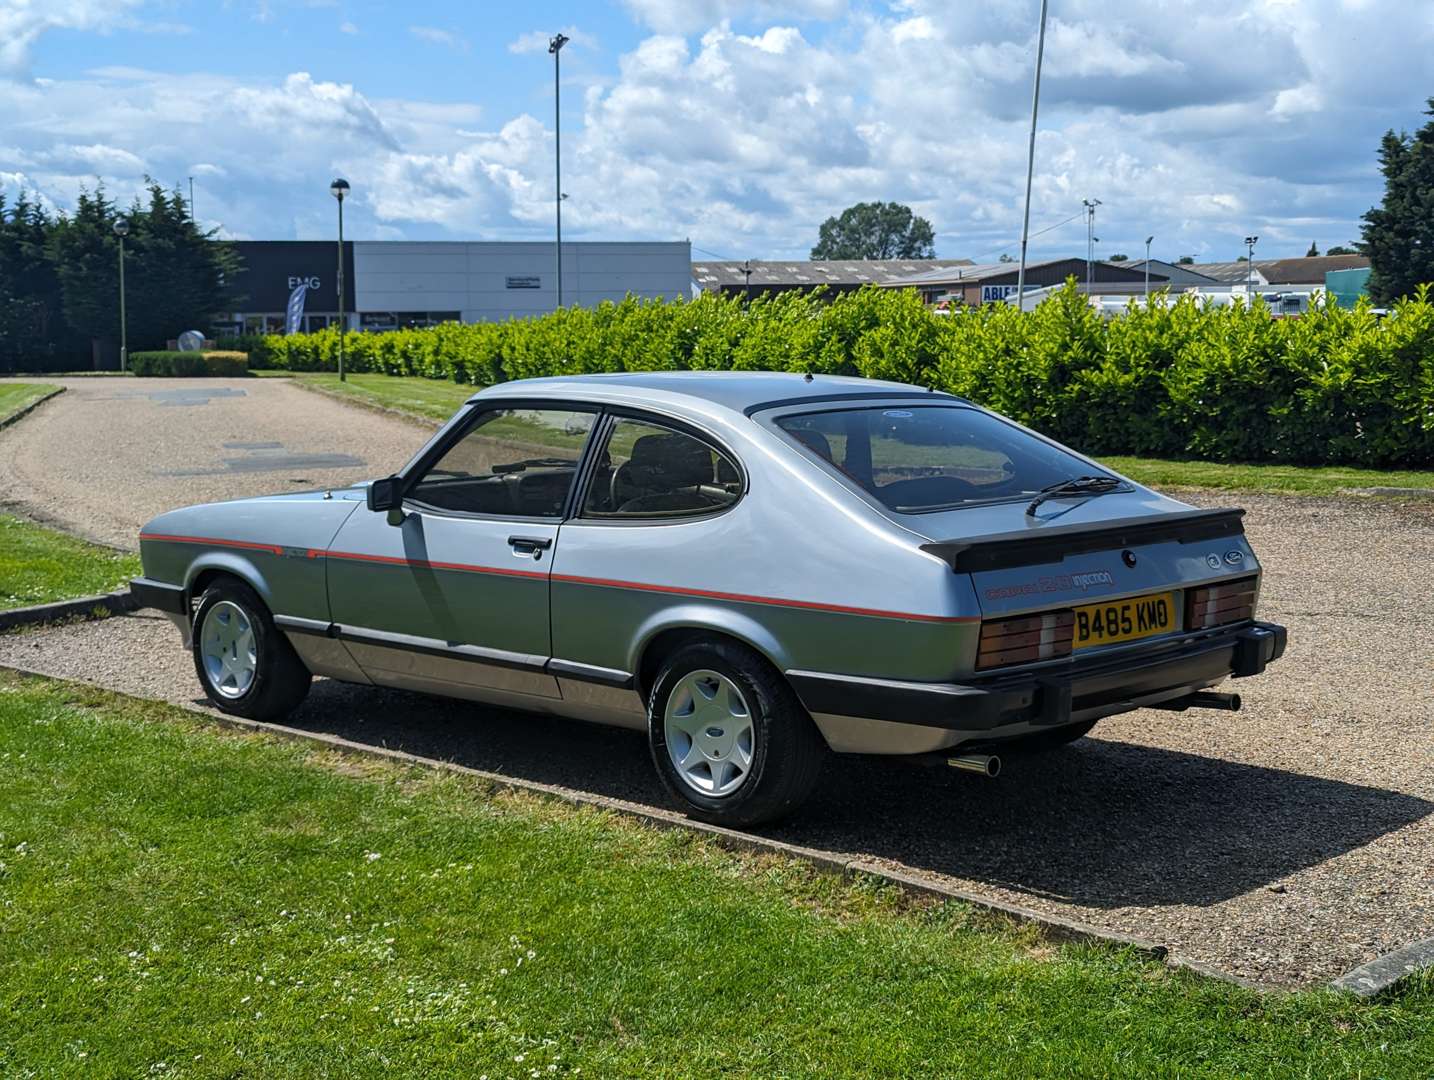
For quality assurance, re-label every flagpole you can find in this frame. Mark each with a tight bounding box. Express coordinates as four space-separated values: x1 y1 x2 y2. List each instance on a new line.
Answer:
1015 0 1049 313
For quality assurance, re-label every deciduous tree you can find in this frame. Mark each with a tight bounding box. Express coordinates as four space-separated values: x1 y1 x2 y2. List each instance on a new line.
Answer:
811 202 936 260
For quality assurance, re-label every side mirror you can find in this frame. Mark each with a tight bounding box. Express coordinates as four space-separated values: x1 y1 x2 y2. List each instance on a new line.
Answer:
367 476 406 526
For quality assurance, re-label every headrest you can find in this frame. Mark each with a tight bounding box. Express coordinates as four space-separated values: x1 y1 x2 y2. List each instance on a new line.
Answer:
791 428 834 463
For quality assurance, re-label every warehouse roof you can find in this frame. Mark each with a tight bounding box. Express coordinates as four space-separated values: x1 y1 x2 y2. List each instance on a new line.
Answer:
884 258 1162 287
691 259 973 291
1191 255 1368 285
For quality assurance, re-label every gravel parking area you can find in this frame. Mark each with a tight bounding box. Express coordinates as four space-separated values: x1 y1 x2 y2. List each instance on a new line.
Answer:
1 495 1430 988
0 377 426 549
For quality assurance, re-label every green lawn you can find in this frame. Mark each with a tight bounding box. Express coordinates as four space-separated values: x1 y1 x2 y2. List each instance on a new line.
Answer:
1 672 1430 1077
1103 456 1434 498
0 381 61 424
0 515 140 611
264 371 476 424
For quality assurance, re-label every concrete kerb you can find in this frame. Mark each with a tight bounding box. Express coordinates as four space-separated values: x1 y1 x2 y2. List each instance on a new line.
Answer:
0 386 65 433
1330 938 1434 998
0 590 138 632
2 653 1281 993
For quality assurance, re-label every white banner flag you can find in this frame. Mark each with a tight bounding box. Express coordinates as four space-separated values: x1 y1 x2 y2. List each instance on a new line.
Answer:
285 281 308 335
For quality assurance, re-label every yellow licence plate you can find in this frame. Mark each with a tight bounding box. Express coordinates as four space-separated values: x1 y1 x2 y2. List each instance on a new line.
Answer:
1073 591 1176 649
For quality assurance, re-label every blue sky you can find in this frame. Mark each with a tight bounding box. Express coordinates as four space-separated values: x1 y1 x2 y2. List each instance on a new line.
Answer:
4 1 1432 261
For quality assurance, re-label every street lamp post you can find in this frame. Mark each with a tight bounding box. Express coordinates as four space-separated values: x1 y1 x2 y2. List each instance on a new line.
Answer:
1083 199 1101 292
1243 235 1259 300
741 259 753 308
1014 0 1050 314
1144 235 1154 300
113 218 129 373
549 33 569 311
330 178 350 382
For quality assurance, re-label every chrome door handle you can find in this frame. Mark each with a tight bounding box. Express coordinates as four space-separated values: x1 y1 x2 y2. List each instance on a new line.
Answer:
508 535 553 554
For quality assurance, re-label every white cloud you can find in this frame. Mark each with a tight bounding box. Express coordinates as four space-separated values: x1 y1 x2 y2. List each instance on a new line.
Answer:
231 72 399 151
339 20 358 35
408 26 470 53
39 143 147 173
0 0 143 79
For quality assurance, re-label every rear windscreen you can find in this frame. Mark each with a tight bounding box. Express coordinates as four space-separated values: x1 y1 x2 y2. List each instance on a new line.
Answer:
776 405 1114 512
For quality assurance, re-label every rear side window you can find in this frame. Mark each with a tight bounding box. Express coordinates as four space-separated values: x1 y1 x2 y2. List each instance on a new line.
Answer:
776 405 1112 512
583 418 741 518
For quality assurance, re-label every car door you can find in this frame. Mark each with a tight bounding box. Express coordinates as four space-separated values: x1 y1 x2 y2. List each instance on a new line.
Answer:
323 403 599 701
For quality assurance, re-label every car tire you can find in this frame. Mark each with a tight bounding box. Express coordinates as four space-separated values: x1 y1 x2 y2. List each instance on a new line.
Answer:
648 640 825 827
191 578 311 721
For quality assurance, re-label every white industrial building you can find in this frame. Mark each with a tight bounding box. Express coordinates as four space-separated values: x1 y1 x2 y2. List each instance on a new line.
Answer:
218 240 692 335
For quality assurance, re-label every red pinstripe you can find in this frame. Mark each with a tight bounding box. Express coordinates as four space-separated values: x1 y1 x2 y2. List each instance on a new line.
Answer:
140 534 974 623
547 571 975 623
139 533 284 556
314 547 549 581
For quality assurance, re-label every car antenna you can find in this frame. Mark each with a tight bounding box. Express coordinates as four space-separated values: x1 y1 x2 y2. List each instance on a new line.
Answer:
803 371 813 382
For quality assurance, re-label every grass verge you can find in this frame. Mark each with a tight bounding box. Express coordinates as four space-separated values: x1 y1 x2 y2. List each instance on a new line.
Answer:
262 371 475 425
1 671 1431 1078
1104 456 1434 498
0 382 61 425
0 515 140 611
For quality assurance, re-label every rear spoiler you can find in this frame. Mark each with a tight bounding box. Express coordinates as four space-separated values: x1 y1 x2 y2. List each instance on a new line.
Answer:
920 507 1246 573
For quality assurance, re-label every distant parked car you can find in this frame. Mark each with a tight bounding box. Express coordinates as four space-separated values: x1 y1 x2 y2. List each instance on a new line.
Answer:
132 373 1286 825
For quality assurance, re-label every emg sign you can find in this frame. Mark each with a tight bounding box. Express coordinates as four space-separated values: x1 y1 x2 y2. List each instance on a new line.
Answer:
289 275 321 291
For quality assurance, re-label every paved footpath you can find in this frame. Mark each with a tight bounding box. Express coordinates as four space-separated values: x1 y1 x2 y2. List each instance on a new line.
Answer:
0 377 428 549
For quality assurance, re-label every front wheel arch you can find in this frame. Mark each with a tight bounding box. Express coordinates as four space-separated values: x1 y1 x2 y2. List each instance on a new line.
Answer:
184 554 275 614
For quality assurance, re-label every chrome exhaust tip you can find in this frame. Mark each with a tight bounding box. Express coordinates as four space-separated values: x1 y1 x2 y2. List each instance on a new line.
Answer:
947 753 1001 778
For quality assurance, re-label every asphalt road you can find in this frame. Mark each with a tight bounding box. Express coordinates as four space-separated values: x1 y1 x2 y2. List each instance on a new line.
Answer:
0 377 425 548
1 376 1431 987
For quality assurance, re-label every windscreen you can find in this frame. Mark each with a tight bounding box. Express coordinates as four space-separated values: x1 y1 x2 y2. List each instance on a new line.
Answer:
776 405 1115 512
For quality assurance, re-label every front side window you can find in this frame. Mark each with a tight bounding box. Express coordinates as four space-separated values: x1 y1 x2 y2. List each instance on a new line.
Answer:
407 407 595 518
582 418 741 518
776 405 1115 513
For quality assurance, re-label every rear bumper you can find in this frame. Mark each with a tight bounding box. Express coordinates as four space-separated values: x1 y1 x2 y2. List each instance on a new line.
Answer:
788 621 1286 736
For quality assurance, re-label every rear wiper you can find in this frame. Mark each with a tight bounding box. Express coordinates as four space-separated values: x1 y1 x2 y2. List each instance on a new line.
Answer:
1025 475 1123 516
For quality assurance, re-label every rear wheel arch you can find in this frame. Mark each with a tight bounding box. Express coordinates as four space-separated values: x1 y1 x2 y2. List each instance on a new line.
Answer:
634 619 789 704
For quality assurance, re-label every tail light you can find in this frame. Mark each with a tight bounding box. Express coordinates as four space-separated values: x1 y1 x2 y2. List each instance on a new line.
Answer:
1186 577 1258 630
976 611 1074 670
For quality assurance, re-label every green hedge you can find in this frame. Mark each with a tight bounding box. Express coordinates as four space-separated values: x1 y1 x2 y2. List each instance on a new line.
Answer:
253 282 1434 467
130 350 249 377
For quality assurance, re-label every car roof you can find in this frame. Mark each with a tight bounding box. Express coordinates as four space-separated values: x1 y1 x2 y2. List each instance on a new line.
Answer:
469 371 960 417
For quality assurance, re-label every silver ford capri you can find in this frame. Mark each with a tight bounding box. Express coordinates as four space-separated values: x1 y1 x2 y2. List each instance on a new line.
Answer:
131 372 1286 825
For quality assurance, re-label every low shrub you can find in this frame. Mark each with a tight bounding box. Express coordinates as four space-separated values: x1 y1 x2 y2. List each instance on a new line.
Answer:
258 282 1434 468
129 350 249 377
